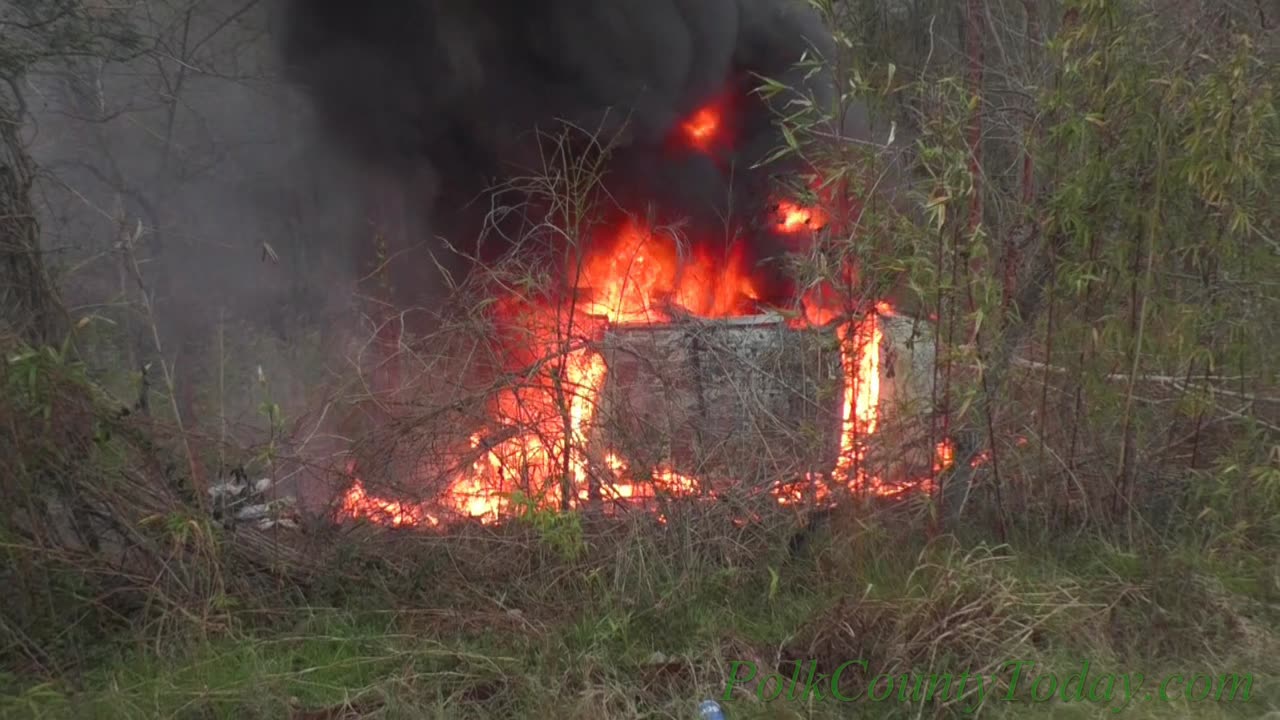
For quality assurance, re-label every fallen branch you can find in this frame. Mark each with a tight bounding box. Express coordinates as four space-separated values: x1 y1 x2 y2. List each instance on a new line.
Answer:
1008 357 1276 403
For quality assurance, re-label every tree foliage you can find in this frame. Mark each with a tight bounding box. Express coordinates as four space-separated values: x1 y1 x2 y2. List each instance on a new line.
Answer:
771 0 1279 540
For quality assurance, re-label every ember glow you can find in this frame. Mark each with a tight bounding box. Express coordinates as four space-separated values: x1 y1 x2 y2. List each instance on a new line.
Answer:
681 105 722 150
935 439 956 473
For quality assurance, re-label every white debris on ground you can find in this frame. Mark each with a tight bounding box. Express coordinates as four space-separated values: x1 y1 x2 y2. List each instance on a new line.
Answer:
208 471 300 530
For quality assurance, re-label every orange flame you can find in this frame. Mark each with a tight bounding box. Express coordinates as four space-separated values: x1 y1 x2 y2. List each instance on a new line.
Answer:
339 480 439 528
337 204 948 528
935 439 956 473
574 218 759 323
775 200 828 233
681 106 721 150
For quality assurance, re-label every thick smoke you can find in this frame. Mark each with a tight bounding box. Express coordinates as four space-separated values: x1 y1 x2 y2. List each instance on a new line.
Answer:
280 0 859 303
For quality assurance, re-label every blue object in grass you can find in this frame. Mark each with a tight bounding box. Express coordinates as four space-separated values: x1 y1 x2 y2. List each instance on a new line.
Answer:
698 699 726 720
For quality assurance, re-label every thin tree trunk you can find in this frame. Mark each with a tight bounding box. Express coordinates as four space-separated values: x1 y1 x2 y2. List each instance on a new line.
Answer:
0 106 65 346
965 0 986 244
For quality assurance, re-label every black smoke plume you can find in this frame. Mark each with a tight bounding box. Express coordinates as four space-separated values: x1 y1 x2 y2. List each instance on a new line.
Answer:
279 0 857 306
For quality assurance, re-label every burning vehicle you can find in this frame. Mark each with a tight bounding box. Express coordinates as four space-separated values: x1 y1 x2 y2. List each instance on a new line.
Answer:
278 0 951 528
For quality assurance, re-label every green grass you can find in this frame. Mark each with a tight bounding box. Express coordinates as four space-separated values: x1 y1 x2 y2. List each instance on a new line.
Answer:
3 515 1276 720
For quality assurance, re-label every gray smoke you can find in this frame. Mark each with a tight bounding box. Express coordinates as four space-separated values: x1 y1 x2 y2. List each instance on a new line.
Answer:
279 0 857 301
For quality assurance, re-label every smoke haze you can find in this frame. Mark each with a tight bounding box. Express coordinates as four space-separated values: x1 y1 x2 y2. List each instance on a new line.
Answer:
280 0 863 300
20 0 873 429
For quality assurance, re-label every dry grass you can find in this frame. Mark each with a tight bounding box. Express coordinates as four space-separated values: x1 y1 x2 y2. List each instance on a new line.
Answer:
3 507 1276 719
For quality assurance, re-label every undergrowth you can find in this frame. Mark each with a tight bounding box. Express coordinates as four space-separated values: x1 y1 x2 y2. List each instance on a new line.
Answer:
1 515 1276 719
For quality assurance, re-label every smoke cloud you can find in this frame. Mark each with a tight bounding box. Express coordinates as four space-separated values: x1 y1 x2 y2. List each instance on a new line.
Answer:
279 0 859 302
